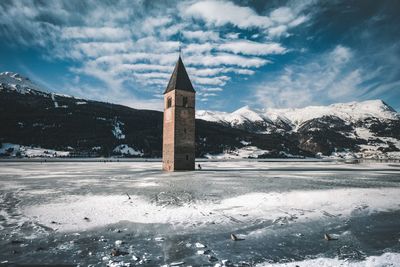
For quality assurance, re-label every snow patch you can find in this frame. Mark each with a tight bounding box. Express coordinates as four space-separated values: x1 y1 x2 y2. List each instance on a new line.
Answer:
113 144 143 157
240 140 251 145
0 143 70 157
51 93 59 108
112 120 125 140
206 146 269 159
23 187 400 232
256 252 400 267
197 106 266 127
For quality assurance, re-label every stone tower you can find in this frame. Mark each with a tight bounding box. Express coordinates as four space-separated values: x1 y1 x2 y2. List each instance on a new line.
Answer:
162 56 196 171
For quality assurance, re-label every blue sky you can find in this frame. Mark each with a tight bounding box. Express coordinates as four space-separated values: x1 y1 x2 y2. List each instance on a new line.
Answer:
0 0 399 111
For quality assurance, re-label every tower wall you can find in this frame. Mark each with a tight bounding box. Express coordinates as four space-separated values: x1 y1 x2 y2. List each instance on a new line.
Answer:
162 89 195 171
162 90 175 171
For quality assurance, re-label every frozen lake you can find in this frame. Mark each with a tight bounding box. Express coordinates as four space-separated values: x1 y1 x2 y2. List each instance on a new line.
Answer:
0 160 400 266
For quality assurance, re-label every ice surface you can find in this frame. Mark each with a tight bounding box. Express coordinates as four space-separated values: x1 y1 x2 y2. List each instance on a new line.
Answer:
22 187 400 232
1 160 399 266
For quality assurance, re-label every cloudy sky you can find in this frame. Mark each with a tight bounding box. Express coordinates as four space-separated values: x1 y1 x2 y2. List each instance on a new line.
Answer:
1 0 399 111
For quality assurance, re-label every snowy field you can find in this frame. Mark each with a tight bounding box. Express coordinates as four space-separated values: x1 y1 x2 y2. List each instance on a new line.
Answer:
0 160 400 266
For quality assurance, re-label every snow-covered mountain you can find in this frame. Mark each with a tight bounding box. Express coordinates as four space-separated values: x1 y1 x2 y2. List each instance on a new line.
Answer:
1 71 399 159
197 100 398 130
197 101 400 159
0 71 48 94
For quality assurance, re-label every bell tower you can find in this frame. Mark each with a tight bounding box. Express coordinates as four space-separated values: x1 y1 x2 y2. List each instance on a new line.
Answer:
163 56 196 171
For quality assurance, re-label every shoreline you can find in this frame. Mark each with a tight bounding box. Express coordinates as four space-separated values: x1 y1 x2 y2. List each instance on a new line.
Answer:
0 157 399 163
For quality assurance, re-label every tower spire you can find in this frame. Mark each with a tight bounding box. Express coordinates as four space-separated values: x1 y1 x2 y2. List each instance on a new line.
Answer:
164 55 195 94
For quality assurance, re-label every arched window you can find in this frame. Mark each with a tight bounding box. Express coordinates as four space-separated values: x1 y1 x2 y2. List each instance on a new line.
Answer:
167 97 172 108
182 96 188 107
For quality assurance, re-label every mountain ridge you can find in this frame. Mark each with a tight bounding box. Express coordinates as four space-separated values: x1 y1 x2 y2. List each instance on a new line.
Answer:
1 71 399 159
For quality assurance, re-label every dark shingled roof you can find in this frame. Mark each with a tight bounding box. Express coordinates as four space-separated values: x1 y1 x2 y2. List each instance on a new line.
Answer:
164 56 195 94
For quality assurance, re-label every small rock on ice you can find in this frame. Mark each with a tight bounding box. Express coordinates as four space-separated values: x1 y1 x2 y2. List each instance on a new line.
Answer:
111 248 128 256
170 261 185 266
132 255 139 261
115 240 124 246
324 233 337 241
208 255 218 262
195 242 206 248
197 249 211 255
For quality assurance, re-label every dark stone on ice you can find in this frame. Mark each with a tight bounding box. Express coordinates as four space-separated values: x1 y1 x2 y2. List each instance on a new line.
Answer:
111 248 128 257
208 255 218 262
324 233 338 241
231 233 245 241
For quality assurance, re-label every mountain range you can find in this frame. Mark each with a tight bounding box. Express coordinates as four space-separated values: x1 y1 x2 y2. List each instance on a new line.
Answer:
1 72 399 159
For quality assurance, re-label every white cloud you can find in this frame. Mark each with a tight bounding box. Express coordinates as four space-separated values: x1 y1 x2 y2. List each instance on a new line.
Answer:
113 64 173 73
219 40 287 55
71 41 133 58
187 67 255 76
186 53 270 68
133 72 171 79
270 7 295 24
61 27 129 41
159 23 186 37
0 0 312 110
183 0 273 29
225 32 240 39
184 43 214 54
135 37 180 52
252 45 364 108
141 16 173 34
183 0 309 39
267 25 289 38
202 93 218 97
182 30 220 42
331 45 352 64
289 15 308 27
328 69 362 99
192 75 230 86
200 87 223 92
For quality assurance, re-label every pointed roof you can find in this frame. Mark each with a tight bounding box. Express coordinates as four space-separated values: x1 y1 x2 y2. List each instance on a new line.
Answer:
164 56 195 94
